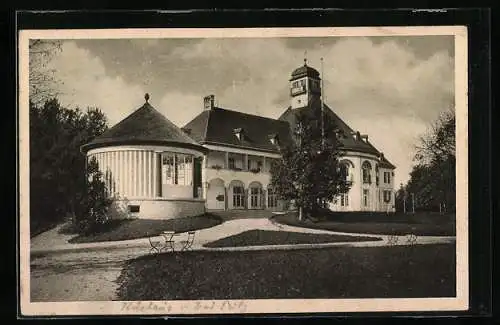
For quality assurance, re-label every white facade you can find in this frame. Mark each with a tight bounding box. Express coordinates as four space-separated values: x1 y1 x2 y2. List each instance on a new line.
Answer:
201 145 395 213
201 144 285 211
87 144 206 219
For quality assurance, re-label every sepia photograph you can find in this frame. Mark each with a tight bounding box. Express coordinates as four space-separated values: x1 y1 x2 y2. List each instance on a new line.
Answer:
19 25 469 315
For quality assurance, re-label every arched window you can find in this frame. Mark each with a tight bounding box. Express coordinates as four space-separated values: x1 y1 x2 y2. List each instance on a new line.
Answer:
362 161 372 184
339 160 354 183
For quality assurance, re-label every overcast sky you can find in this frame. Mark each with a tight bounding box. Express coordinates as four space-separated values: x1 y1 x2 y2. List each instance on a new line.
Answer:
41 35 455 186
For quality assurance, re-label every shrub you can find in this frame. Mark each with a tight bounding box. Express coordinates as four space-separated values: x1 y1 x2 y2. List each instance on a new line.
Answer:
73 156 113 235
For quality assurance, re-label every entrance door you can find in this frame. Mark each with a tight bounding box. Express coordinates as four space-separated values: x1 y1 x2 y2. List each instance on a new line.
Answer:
207 179 225 210
193 157 202 198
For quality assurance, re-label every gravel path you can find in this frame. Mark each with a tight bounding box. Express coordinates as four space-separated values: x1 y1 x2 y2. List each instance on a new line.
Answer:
30 246 147 302
29 218 455 302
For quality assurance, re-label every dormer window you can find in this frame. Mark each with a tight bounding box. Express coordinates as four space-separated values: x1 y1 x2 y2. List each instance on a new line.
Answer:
268 133 279 146
234 128 244 141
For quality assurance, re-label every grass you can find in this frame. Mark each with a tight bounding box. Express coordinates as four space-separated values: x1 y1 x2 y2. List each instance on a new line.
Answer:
31 218 63 238
203 229 381 248
116 243 456 300
271 212 456 236
64 213 223 244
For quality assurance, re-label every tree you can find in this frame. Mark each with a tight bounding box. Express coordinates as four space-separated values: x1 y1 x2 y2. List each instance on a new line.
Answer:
74 156 113 234
29 40 63 106
395 183 407 213
270 109 349 221
406 110 456 212
29 98 109 235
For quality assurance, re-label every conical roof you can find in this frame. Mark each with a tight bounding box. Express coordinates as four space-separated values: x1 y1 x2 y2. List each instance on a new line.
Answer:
81 100 207 153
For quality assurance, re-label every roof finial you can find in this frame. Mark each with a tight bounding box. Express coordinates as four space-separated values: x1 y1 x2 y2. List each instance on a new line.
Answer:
145 93 150 103
304 50 308 66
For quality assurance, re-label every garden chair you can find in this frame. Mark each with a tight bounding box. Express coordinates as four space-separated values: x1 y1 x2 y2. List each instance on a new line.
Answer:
405 233 418 245
179 231 196 251
387 234 399 246
161 231 178 252
148 235 163 254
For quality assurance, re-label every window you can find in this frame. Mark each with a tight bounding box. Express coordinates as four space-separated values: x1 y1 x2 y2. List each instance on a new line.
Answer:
362 161 372 184
382 172 391 184
233 186 245 208
228 157 235 169
162 154 174 185
250 187 262 208
363 189 369 207
340 193 349 207
268 187 278 208
383 190 391 203
176 155 184 185
128 205 140 213
291 79 307 95
339 164 349 182
185 155 193 185
162 153 194 186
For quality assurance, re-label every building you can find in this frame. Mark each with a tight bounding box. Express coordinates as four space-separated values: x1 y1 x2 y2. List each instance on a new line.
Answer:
81 62 396 219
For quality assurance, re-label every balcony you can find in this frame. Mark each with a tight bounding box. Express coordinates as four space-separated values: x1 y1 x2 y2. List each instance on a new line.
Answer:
206 165 271 186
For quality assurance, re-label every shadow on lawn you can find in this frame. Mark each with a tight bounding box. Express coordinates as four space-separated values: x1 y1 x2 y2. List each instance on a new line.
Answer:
60 213 224 244
271 211 456 236
116 243 456 300
203 229 382 248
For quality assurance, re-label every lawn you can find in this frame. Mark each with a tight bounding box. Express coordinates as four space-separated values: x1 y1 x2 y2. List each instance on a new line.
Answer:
64 213 223 244
203 229 381 248
271 212 455 236
116 243 456 300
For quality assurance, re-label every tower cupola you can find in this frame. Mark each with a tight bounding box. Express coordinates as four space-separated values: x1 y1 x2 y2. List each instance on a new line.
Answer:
289 58 322 109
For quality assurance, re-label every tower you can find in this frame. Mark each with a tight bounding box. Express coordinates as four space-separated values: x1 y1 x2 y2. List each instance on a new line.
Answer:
289 58 321 109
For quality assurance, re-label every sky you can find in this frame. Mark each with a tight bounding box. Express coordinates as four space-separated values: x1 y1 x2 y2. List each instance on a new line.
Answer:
37 35 455 186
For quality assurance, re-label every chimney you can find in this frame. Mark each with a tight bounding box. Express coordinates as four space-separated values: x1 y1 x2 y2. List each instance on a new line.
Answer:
203 94 215 111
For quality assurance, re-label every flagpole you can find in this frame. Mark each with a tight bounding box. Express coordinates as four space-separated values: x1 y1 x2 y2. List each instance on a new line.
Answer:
320 57 325 149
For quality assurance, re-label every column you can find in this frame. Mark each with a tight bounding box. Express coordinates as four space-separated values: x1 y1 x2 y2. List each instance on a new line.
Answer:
263 156 266 172
145 151 150 197
153 152 158 198
202 155 208 200
131 151 137 197
225 151 229 169
244 153 248 171
224 186 228 210
117 151 123 197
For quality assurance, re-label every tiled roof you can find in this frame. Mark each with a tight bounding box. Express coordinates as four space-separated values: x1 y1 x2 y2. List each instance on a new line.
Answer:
183 107 293 153
278 97 396 169
81 102 207 153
